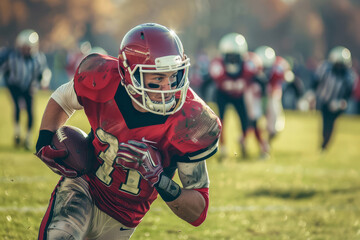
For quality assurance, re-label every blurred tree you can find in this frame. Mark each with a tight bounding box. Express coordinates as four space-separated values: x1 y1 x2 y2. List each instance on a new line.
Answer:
320 0 360 59
0 0 359 65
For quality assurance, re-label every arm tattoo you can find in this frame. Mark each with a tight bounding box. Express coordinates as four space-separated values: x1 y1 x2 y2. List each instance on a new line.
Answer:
177 161 210 189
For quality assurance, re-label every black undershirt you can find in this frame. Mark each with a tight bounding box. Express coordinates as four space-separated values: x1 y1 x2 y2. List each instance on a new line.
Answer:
114 84 169 129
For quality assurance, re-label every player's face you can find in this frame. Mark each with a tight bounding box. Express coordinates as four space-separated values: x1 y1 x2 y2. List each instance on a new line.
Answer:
20 45 32 57
143 71 178 101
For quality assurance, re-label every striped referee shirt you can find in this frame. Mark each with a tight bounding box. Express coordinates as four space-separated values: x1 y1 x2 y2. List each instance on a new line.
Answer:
0 47 47 91
314 61 355 106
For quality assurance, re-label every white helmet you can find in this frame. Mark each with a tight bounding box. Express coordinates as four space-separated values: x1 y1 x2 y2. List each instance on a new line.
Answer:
219 33 248 57
16 29 39 54
219 33 248 75
328 46 352 67
255 45 276 68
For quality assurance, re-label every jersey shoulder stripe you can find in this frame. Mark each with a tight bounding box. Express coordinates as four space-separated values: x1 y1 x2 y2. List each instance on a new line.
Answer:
188 139 219 162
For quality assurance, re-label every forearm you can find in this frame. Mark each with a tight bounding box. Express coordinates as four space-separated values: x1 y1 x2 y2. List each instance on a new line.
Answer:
39 98 70 131
162 160 211 225
36 98 70 152
165 188 206 223
40 80 82 131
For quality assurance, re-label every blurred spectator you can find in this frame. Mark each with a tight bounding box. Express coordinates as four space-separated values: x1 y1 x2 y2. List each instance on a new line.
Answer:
189 51 211 99
65 42 108 81
309 46 356 150
0 29 50 150
282 57 306 110
50 48 69 89
208 33 262 159
89 46 108 55
65 41 92 79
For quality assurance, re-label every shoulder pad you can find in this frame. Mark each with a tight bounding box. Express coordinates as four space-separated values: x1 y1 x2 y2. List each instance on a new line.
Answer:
209 58 226 80
243 59 261 76
74 54 121 102
246 52 263 72
270 57 290 79
273 57 290 71
169 89 222 160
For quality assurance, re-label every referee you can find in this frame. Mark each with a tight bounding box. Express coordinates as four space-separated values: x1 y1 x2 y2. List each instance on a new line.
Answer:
0 29 49 150
312 46 356 150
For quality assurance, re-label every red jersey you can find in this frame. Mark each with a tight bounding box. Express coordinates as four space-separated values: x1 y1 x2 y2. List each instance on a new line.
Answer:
267 56 290 91
246 52 264 98
352 71 360 101
208 56 258 98
73 54 221 227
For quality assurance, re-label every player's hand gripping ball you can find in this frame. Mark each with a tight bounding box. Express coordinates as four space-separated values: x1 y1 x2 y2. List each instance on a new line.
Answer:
116 140 163 186
51 126 94 176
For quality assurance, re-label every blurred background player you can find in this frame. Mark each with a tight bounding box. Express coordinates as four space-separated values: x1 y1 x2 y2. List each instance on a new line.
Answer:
308 46 356 150
66 41 108 81
0 29 49 150
255 45 293 143
189 51 211 100
208 33 261 159
282 56 306 112
243 51 270 159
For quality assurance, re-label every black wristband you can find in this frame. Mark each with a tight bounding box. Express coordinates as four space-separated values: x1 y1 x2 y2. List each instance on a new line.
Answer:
154 174 181 202
36 130 55 152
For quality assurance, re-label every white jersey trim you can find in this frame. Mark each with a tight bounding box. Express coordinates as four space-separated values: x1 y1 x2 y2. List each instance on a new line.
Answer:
188 139 218 161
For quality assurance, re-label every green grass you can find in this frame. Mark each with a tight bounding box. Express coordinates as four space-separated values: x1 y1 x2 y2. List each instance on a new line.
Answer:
0 88 360 240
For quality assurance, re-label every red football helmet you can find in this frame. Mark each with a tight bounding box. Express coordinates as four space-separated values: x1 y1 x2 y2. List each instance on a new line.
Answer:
118 23 190 115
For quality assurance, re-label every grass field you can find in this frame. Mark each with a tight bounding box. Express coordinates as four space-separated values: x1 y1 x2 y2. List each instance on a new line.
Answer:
1 87 360 240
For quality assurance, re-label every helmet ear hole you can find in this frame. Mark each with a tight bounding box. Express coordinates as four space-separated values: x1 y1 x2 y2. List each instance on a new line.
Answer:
176 69 185 87
119 66 125 76
133 69 141 86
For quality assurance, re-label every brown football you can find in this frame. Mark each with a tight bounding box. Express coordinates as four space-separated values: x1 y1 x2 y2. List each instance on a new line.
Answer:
51 126 94 175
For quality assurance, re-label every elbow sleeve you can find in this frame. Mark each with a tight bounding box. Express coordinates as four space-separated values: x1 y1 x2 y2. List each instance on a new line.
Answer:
190 188 209 227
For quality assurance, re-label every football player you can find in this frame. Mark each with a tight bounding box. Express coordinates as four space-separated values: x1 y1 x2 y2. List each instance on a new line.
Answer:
35 23 221 240
0 29 49 150
255 46 292 143
208 33 260 159
243 51 270 159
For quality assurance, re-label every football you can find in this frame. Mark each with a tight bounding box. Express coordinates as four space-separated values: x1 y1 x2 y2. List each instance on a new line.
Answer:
51 125 94 175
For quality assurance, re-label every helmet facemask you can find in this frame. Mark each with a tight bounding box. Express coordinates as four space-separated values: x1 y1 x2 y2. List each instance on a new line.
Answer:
122 53 190 115
224 53 243 76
